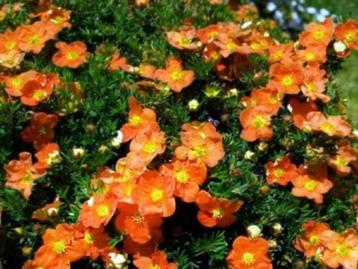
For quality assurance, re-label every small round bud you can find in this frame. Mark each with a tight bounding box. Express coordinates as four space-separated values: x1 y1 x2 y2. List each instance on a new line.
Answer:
188 99 199 111
72 147 85 158
247 225 262 238
273 222 283 234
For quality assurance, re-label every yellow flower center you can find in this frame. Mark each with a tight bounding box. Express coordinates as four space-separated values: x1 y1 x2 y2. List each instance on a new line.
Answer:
11 77 23 88
336 245 349 256
129 115 141 126
151 188 164 202
273 168 284 178
305 51 316 61
304 180 317 191
212 208 223 219
313 30 325 41
96 204 110 217
281 75 294 86
143 141 157 154
242 252 255 265
132 213 144 223
53 241 66 254
191 146 206 158
33 89 46 101
309 235 320 245
66 51 79 60
252 115 268 129
5 40 16 50
84 232 94 244
322 122 334 134
29 34 41 45
175 170 189 183
345 32 356 43
170 70 184 81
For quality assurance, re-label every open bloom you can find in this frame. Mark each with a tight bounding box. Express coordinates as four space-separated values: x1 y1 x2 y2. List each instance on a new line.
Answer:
268 60 304 94
227 236 272 269
115 202 163 244
160 159 207 202
126 126 166 169
320 229 358 269
155 57 194 93
132 170 176 217
265 156 299 186
5 152 46 199
120 96 157 142
291 174 333 204
52 41 88 68
239 106 273 142
294 221 331 258
78 194 117 228
335 19 358 50
175 121 225 167
21 112 59 150
20 73 60 106
134 250 177 269
195 191 243 228
306 111 352 137
299 18 334 47
32 224 84 269
35 143 61 168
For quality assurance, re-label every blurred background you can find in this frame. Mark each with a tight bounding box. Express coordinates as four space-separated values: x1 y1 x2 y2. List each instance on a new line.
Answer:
255 0 358 129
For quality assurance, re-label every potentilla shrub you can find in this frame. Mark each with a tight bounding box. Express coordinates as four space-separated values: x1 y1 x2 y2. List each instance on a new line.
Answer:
0 1 357 269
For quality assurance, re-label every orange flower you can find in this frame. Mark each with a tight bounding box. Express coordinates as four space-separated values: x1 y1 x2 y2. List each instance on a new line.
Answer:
293 221 330 258
268 60 304 94
20 73 60 106
299 18 334 47
301 65 329 103
155 57 194 93
120 96 157 142
329 145 357 175
227 236 272 269
33 224 84 269
335 19 358 50
175 121 225 167
108 53 132 71
195 191 243 228
72 225 110 261
320 229 358 269
5 152 46 199
268 43 293 63
167 28 201 50
133 250 177 269
297 45 327 64
2 70 40 97
132 170 176 217
52 41 88 68
306 111 352 137
126 126 166 169
0 29 20 53
291 174 333 204
288 98 318 129
78 194 117 228
21 112 59 150
239 106 273 142
265 156 299 186
35 143 61 168
160 159 207 202
242 87 283 116
115 202 163 244
17 22 56 54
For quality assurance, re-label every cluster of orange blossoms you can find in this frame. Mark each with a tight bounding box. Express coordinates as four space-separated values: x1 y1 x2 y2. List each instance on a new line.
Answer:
1 1 358 269
294 221 358 269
